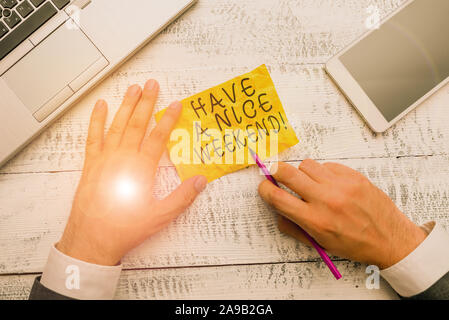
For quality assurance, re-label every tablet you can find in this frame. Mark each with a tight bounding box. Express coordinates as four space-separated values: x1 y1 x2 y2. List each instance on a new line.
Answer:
325 0 449 132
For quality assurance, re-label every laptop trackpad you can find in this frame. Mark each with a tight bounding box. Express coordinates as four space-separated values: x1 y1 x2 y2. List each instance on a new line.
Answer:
3 23 103 114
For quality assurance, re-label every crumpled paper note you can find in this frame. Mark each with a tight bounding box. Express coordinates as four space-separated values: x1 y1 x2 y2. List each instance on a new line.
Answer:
156 64 299 182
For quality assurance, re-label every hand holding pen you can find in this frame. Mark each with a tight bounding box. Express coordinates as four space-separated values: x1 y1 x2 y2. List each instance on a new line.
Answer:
256 155 427 273
250 149 341 279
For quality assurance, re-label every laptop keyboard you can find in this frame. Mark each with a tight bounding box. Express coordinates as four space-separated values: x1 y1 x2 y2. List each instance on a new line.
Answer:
0 0 70 60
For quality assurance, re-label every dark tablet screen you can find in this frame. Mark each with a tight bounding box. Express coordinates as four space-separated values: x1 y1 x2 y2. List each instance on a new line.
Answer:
340 0 449 121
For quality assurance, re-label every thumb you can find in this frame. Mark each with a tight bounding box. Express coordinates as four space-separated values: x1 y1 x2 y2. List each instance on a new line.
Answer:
157 175 208 221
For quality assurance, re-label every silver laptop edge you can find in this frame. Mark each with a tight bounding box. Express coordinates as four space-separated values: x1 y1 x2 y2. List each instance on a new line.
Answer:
0 0 197 168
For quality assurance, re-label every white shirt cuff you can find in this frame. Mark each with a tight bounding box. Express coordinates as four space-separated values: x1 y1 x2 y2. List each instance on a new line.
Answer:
40 244 122 300
380 222 449 297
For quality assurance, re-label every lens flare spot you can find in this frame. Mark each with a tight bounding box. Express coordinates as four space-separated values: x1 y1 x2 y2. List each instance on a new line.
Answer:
115 178 137 200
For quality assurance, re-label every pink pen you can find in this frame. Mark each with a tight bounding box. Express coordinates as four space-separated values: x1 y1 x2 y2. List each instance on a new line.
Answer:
249 149 342 280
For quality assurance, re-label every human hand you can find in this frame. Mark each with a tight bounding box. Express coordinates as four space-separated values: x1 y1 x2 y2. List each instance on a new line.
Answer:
258 160 427 269
57 80 208 266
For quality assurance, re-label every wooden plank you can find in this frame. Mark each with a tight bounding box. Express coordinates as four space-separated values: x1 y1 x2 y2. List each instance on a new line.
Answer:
0 261 398 300
4 0 449 174
0 0 444 301
140 0 408 66
0 274 33 300
1 155 448 274
2 64 449 174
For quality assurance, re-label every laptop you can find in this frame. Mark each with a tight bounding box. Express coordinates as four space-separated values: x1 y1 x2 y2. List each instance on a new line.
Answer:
0 0 197 167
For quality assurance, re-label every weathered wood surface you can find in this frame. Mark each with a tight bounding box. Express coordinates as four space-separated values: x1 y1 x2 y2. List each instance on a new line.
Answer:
2 64 449 175
1 0 448 299
0 261 398 300
3 0 449 175
1 156 448 274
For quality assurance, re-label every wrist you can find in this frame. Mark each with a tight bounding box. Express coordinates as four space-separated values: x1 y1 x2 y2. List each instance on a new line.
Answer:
57 232 120 266
378 222 428 269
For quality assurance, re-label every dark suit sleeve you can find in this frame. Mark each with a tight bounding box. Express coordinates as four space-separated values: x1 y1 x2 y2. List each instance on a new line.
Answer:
28 276 76 300
402 271 449 300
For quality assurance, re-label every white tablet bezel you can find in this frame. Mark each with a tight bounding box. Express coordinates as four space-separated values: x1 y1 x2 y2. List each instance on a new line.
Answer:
325 0 449 133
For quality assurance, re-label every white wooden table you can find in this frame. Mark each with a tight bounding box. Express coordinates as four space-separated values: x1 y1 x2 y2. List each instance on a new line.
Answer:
1 0 448 300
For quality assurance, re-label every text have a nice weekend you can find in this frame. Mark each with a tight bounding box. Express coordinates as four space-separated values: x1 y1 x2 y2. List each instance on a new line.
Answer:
156 65 299 182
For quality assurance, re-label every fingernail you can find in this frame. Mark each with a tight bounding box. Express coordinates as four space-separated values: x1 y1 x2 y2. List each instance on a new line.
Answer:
269 162 279 175
169 100 182 110
95 100 106 110
128 84 141 96
145 79 158 91
194 175 208 192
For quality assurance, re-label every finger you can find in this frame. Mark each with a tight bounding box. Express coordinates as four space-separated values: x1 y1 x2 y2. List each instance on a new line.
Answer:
156 175 207 222
271 162 320 201
104 85 142 152
85 100 108 160
141 101 182 163
121 80 159 151
323 162 358 176
258 180 312 228
298 159 332 183
278 215 313 246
